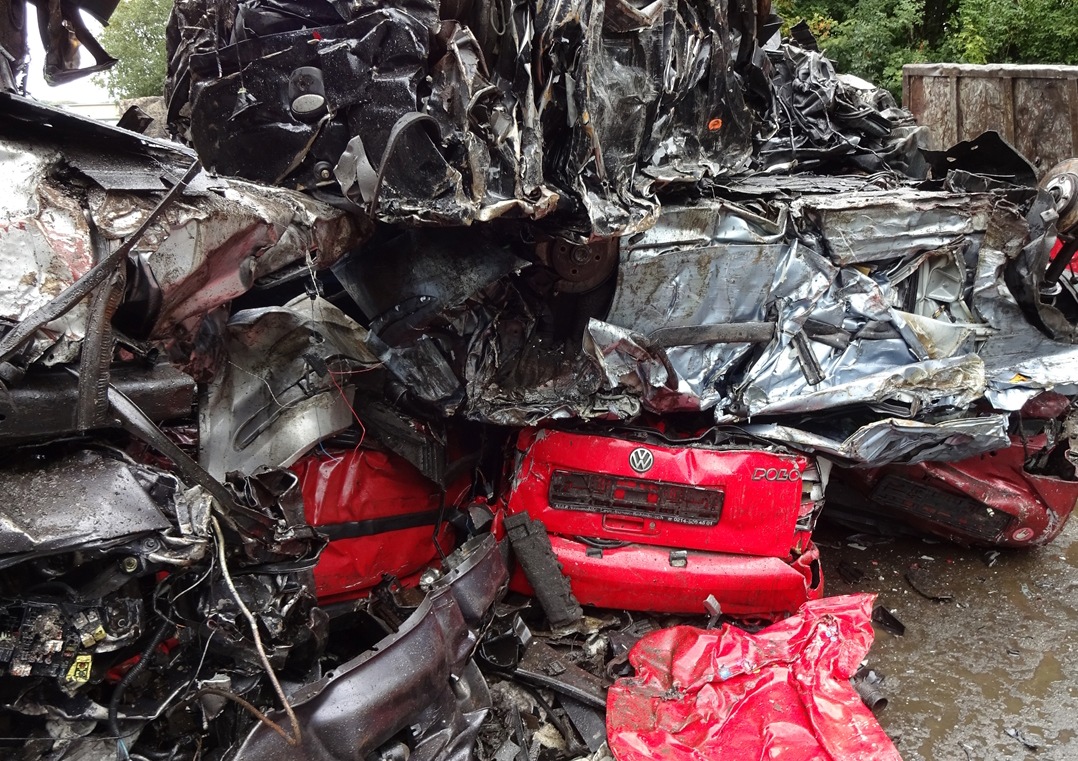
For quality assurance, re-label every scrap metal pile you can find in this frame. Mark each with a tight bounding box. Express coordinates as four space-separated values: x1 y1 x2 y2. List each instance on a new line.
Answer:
1 0 1078 759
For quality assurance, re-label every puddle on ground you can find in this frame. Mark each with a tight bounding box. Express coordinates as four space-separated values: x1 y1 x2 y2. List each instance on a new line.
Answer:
817 516 1078 760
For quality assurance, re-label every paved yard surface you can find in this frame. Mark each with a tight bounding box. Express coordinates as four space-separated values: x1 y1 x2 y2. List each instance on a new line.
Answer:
818 517 1078 760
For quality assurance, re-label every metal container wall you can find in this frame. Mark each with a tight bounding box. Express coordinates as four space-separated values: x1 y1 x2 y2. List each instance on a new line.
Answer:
903 63 1078 174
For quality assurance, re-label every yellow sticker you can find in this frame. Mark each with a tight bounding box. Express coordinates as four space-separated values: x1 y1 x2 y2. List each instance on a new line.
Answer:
65 655 92 685
1010 373 1030 383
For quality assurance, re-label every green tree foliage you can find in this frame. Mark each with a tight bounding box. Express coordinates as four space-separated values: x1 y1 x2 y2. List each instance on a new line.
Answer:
95 0 172 99
776 0 1078 98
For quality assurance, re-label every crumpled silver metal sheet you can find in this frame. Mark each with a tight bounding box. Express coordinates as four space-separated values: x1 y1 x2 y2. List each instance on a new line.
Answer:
0 137 92 364
721 190 996 420
738 351 987 419
0 133 365 368
582 319 671 410
604 201 789 410
575 182 1078 469
550 189 1017 433
593 193 999 422
88 177 363 336
970 207 1078 409
200 296 381 479
741 415 1011 466
789 191 988 265
731 248 987 417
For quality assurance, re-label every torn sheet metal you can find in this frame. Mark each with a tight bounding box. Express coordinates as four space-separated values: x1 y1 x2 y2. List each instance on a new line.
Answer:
328 183 1056 450
513 638 608 709
594 182 1078 452
729 208 990 420
465 339 624 427
332 229 527 415
706 172 898 200
0 137 94 364
588 191 1001 430
753 44 928 177
606 594 902 761
0 125 365 369
231 533 507 761
87 177 364 337
158 11 1029 435
165 0 928 238
212 468 327 565
0 90 196 163
166 0 759 236
292 446 453 603
581 320 675 413
350 398 449 486
789 191 987 265
414 269 620 426
332 228 527 331
199 295 381 479
739 353 989 420
971 197 1078 409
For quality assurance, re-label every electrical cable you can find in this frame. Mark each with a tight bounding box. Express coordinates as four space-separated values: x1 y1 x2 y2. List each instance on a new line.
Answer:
210 516 301 747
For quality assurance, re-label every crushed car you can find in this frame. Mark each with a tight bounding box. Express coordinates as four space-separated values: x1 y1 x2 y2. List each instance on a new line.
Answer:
500 427 824 619
1 0 1078 758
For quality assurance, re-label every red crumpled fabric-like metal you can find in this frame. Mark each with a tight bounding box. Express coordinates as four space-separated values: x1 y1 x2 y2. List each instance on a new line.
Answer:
607 594 901 761
292 448 452 603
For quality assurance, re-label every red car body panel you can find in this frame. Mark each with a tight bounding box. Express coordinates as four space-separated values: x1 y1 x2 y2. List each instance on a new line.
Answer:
607 594 901 761
832 435 1078 547
510 536 822 617
507 429 811 556
503 429 823 616
292 448 451 603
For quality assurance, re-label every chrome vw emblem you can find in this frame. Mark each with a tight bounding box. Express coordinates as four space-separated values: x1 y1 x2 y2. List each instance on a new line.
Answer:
628 447 654 473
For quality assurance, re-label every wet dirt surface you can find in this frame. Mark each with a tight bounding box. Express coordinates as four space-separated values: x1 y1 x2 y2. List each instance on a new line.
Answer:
816 517 1078 761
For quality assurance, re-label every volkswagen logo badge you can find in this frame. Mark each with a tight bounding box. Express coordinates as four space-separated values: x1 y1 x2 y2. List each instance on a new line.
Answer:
628 447 654 473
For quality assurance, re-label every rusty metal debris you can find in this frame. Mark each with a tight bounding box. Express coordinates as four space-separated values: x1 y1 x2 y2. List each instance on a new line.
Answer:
1 1 1078 759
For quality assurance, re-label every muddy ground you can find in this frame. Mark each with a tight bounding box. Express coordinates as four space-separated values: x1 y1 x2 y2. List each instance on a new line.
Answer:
816 516 1078 761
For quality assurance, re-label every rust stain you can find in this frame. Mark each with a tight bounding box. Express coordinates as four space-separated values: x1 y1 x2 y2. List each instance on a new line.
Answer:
40 273 66 298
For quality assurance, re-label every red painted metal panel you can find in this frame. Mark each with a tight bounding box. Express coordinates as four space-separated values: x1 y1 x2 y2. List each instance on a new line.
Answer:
838 435 1078 547
507 429 809 557
509 536 823 617
293 448 452 603
502 429 822 616
607 594 901 761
